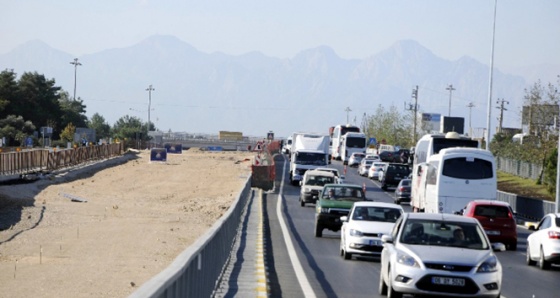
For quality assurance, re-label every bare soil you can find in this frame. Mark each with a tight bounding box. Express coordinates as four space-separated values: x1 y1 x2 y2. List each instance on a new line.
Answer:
0 149 254 298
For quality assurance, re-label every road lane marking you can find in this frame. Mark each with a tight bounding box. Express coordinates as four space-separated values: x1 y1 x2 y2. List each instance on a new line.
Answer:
277 155 316 298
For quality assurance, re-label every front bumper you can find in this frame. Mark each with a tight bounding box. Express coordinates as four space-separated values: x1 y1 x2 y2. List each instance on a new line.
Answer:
390 262 501 297
316 211 349 232
345 236 384 255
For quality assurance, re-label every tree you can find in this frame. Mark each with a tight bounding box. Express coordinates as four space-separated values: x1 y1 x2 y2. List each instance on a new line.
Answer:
365 104 413 148
88 113 111 140
59 91 87 129
0 115 36 146
59 123 76 143
111 115 147 141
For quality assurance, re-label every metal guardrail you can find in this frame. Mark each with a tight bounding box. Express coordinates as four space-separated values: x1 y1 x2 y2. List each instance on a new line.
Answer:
497 190 555 221
129 176 252 298
496 157 542 180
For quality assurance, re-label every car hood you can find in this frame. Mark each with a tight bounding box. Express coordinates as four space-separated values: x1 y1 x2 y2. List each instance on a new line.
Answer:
400 244 493 265
348 221 394 235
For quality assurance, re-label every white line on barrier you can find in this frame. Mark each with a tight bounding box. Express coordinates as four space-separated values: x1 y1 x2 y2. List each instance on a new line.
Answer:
276 155 316 298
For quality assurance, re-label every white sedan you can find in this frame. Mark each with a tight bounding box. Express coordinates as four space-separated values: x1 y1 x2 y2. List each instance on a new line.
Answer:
379 213 505 298
526 213 560 270
340 202 403 260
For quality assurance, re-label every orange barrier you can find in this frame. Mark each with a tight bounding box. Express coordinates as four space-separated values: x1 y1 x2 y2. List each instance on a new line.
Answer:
251 141 279 190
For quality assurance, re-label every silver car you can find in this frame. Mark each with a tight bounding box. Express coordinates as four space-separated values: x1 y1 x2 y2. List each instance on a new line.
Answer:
379 213 504 298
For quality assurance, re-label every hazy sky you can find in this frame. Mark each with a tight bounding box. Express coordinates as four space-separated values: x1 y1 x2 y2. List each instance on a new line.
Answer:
2 0 560 72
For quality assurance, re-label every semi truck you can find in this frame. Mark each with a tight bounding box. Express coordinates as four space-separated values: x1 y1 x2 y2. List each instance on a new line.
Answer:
289 132 330 186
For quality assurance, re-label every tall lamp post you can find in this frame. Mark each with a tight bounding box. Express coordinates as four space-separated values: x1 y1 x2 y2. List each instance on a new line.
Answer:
345 107 352 125
70 58 82 100
446 84 455 117
485 0 498 150
146 85 155 132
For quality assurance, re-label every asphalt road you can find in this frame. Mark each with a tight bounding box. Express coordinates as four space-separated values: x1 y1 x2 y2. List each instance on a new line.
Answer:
265 154 560 298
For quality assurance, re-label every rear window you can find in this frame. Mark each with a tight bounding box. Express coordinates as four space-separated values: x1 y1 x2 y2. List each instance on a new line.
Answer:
474 205 511 218
442 157 493 179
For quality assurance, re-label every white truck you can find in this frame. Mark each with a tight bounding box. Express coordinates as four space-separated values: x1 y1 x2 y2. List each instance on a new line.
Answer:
289 132 330 186
339 132 367 164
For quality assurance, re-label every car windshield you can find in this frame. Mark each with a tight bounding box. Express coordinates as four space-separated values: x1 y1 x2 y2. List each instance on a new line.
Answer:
352 207 402 223
323 187 365 201
400 219 489 249
306 175 335 186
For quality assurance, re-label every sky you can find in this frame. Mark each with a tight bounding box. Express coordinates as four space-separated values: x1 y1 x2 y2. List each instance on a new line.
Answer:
2 0 560 71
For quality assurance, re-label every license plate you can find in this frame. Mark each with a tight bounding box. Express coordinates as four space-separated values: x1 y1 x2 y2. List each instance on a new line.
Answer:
369 240 381 246
432 277 465 286
486 230 501 235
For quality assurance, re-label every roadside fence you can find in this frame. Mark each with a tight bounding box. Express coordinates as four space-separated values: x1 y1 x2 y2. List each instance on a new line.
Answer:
0 143 124 176
496 156 542 180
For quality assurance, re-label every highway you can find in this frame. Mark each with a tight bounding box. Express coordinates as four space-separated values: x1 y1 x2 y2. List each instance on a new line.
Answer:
264 154 560 298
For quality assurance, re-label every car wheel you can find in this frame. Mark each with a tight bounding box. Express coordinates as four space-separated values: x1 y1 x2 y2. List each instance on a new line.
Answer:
381 184 387 191
378 269 388 295
387 268 402 298
526 245 536 266
300 198 305 207
395 198 400 205
314 221 323 238
507 242 517 251
343 249 352 260
539 247 551 270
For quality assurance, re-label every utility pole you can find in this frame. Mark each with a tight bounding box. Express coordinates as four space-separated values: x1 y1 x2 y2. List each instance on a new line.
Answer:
466 102 475 136
146 85 155 132
70 58 82 101
485 0 498 150
345 107 352 125
446 84 455 117
496 98 509 133
406 86 419 144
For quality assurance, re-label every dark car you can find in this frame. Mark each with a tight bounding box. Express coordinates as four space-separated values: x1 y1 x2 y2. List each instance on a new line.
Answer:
380 163 410 191
378 150 396 162
462 200 518 251
394 178 411 204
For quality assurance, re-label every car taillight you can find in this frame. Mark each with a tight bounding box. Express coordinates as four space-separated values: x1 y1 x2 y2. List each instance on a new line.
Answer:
548 231 560 239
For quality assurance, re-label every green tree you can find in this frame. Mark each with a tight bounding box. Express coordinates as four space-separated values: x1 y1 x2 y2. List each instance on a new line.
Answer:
0 115 36 146
111 115 147 141
59 123 76 143
365 104 413 148
88 113 111 140
0 69 17 115
59 91 87 129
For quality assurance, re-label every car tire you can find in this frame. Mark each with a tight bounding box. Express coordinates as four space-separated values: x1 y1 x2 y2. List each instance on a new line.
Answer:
539 247 551 270
378 270 388 295
507 242 517 251
526 245 536 266
381 184 387 191
300 198 305 207
342 249 352 260
395 198 400 205
387 268 402 298
314 221 323 238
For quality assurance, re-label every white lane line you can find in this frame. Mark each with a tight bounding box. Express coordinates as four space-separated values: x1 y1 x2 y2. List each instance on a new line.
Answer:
276 156 317 298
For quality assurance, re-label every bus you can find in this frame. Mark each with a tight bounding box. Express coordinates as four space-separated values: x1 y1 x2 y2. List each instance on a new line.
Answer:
330 124 361 160
421 147 497 214
411 132 480 211
339 132 367 164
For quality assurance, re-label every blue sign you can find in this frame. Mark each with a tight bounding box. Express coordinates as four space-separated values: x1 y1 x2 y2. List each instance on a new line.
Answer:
369 137 377 145
150 148 167 162
207 146 223 151
26 137 33 147
164 143 183 154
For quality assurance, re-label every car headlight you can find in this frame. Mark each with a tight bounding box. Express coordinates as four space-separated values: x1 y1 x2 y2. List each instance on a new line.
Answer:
349 229 363 237
397 251 420 268
477 255 498 273
303 187 311 193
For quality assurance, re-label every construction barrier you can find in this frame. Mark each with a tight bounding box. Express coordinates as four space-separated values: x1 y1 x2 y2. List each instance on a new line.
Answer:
251 141 278 190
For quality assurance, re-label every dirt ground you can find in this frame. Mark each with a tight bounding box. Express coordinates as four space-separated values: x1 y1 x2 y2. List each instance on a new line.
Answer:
0 148 254 298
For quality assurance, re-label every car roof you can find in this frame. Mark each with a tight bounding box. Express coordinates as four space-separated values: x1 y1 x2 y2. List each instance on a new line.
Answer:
469 200 511 207
404 212 478 224
305 170 335 177
323 183 362 189
353 201 403 209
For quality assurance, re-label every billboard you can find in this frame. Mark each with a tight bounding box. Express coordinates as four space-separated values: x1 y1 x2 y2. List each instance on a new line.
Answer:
421 113 441 132
440 116 465 134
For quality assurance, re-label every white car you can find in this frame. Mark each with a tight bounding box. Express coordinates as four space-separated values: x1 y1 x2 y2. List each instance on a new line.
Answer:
348 152 365 167
314 167 345 184
367 162 387 179
358 159 374 176
340 202 403 260
379 212 504 298
365 154 381 161
526 213 560 270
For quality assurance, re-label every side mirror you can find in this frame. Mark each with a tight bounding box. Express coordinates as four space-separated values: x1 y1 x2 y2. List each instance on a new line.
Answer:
299 181 303 186
491 242 506 252
381 234 393 244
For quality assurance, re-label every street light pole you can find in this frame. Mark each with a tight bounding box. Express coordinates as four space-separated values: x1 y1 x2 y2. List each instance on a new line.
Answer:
69 58 82 101
146 85 155 132
446 84 455 117
345 107 352 125
467 102 475 136
485 0 498 150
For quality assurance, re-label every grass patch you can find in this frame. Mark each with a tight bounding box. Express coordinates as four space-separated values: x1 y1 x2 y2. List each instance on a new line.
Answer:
497 171 554 201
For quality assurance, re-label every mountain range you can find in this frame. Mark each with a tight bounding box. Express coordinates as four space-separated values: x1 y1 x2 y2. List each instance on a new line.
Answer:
0 34 556 138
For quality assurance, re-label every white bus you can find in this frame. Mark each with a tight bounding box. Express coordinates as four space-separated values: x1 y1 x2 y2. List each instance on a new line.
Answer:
330 124 360 160
411 132 480 211
340 132 367 164
420 147 497 214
